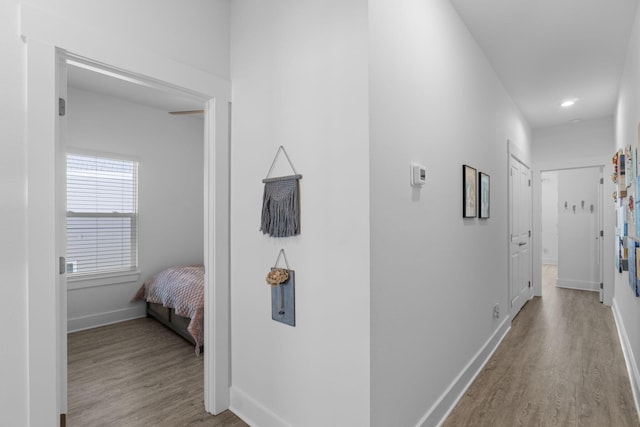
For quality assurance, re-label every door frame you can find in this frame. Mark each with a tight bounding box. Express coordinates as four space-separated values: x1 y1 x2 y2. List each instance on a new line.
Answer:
532 157 613 304
538 166 604 295
21 5 231 425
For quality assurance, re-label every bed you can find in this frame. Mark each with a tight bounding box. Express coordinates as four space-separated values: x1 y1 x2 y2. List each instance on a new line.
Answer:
133 264 204 354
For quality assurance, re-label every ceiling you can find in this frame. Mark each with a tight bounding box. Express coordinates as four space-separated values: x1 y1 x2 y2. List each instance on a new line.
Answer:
68 1 638 129
67 62 204 114
450 0 639 129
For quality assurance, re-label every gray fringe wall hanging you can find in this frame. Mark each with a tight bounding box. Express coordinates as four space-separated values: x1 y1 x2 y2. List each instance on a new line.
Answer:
260 146 302 237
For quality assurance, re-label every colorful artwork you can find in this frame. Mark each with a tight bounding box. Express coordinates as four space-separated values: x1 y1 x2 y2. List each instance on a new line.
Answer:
629 238 637 292
635 148 640 236
617 237 622 273
636 247 640 297
625 145 634 180
629 238 640 297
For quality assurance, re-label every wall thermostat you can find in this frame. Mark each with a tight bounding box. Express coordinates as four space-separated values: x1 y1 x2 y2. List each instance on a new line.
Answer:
410 163 426 187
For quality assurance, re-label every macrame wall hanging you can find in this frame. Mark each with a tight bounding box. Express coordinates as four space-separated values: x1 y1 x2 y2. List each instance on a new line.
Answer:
266 249 296 326
260 146 302 237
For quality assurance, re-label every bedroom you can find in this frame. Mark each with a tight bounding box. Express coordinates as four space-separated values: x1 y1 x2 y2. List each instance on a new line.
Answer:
64 61 209 420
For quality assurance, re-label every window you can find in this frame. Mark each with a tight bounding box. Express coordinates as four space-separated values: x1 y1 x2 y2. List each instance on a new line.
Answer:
66 153 138 276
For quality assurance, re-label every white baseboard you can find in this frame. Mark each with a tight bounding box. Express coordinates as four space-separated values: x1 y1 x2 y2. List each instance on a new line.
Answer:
612 298 640 421
556 278 599 292
542 259 558 265
230 386 293 427
67 306 146 333
415 316 511 427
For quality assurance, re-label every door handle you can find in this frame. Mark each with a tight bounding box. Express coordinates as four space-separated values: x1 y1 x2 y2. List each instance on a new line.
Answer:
519 242 526 246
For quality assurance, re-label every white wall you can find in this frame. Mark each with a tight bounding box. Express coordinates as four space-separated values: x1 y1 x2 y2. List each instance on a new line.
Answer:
556 168 601 291
66 87 204 331
0 3 28 425
369 1 531 426
533 117 615 164
541 171 558 264
614 1 640 413
25 0 230 80
0 1 229 424
531 117 615 303
230 1 370 426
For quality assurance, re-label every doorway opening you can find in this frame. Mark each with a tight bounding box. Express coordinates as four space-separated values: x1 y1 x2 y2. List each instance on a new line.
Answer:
540 167 604 301
63 58 209 422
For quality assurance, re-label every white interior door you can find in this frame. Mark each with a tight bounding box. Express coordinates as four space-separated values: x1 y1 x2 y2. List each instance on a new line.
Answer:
598 167 604 302
510 155 532 317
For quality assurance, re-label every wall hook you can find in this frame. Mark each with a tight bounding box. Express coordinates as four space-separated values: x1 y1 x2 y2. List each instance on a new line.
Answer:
269 249 296 327
564 201 568 209
581 200 585 209
572 205 576 213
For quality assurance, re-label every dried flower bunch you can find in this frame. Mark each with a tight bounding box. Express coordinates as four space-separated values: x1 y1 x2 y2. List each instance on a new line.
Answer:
266 268 289 286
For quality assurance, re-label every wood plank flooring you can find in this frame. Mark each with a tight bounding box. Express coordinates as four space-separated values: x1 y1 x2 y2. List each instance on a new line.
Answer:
443 265 639 427
70 267 638 426
67 317 248 427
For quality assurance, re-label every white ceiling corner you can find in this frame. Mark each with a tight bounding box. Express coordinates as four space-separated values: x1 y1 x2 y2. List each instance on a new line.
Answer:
450 0 638 128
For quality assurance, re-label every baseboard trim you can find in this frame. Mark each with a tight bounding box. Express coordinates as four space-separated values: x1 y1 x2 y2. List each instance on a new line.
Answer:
68 307 146 333
556 278 599 292
230 386 293 427
612 298 640 421
415 316 511 427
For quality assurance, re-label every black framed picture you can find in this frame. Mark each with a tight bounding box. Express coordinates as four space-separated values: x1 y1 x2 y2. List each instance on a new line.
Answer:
463 165 477 218
479 172 490 219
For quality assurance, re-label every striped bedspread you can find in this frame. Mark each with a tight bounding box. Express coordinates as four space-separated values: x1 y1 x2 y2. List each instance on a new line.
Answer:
134 265 204 351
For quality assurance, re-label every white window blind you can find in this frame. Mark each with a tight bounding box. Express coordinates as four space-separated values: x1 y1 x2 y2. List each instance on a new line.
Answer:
66 153 138 276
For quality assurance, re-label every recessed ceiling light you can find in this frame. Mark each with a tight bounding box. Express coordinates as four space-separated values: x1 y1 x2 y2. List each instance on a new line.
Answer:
561 99 578 108
570 118 582 123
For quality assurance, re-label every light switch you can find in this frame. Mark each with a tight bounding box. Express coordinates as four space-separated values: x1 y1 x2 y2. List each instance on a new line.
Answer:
411 163 426 187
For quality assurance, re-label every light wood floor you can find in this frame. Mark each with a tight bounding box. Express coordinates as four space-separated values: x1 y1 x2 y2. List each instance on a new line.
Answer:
67 317 248 427
444 265 639 427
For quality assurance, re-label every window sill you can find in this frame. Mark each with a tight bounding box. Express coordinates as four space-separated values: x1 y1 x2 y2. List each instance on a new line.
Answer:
67 270 141 290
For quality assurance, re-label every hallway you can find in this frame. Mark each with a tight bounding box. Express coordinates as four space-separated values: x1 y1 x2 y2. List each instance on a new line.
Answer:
443 265 638 426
